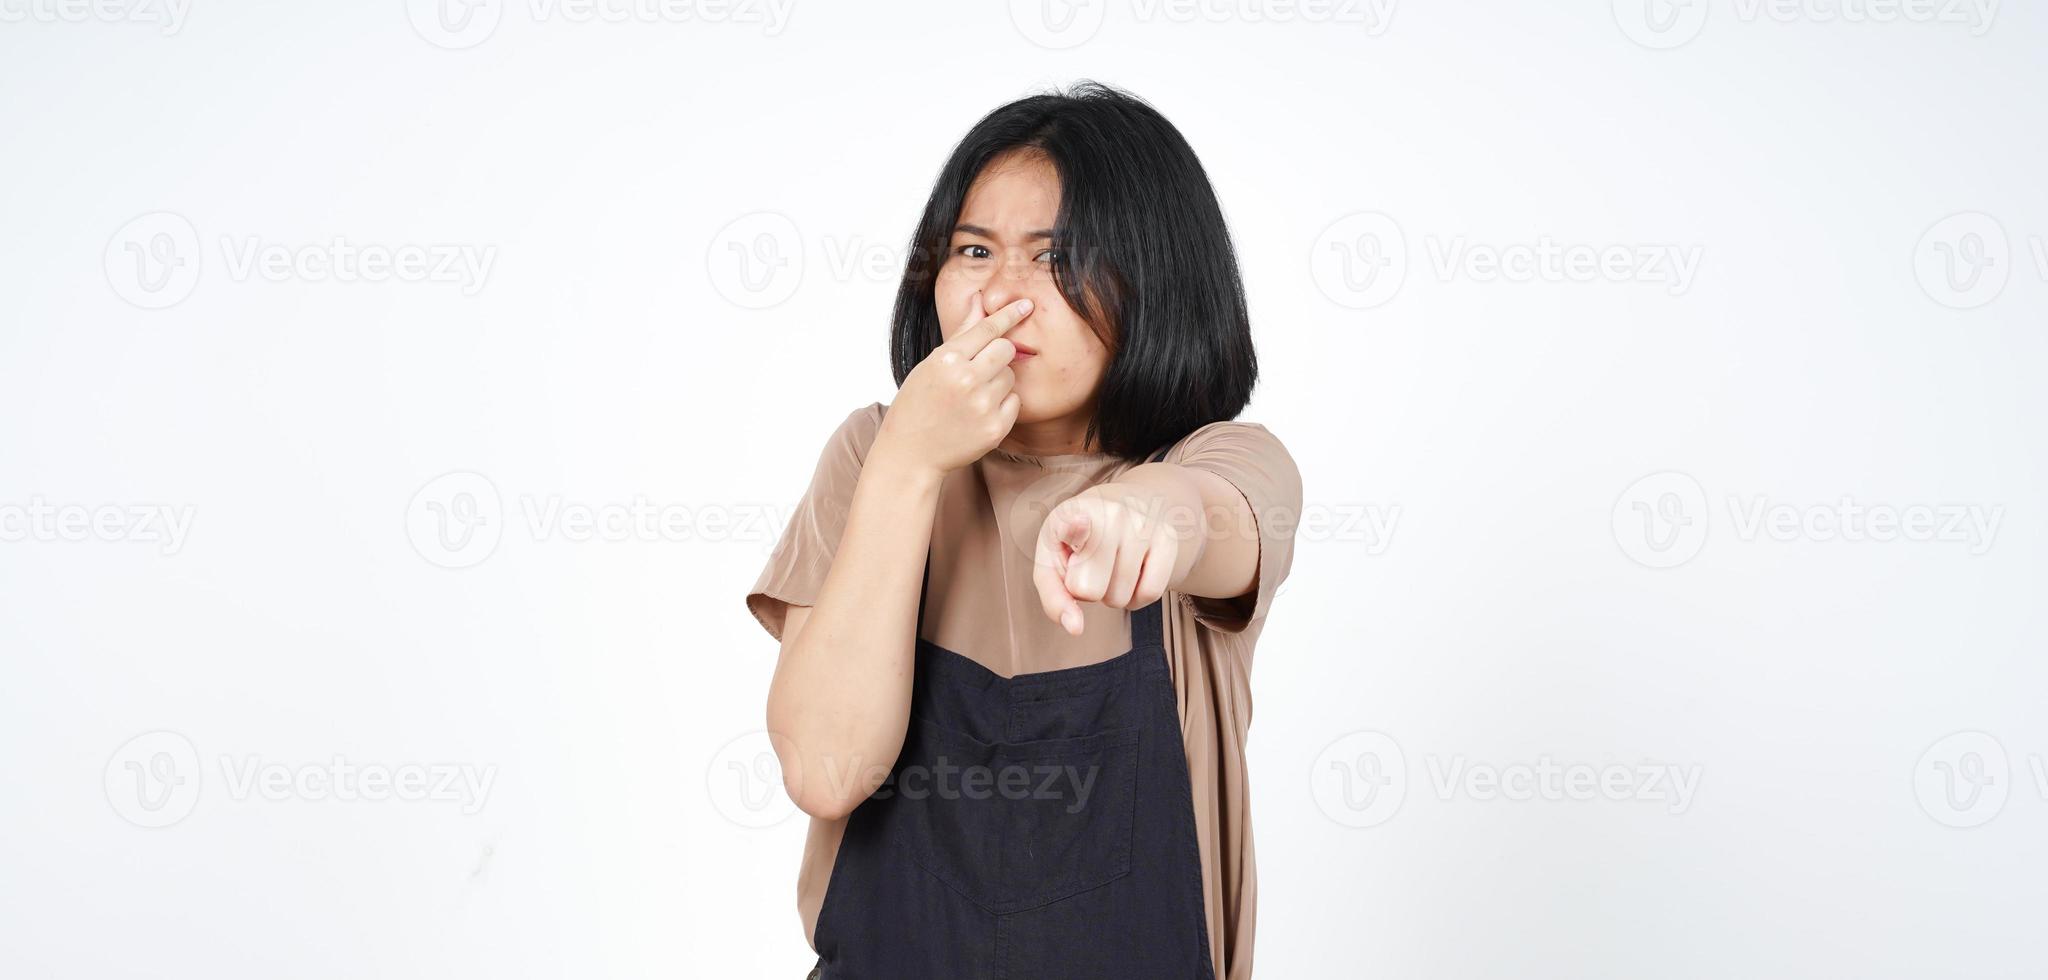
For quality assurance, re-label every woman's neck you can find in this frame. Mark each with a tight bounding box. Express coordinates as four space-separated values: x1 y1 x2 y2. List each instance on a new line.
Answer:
996 413 1098 457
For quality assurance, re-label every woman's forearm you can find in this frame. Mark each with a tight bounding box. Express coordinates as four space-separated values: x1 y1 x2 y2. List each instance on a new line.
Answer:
1104 462 1261 600
766 442 942 821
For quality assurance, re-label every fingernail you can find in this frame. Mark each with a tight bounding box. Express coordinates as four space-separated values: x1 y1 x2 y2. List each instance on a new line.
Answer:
1017 299 1032 314
1062 608 1082 633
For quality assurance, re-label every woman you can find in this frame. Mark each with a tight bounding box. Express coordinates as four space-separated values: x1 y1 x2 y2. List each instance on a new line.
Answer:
745 81 1300 980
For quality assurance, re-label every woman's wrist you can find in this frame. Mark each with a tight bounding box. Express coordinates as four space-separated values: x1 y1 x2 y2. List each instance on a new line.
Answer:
859 439 947 501
1100 463 1210 582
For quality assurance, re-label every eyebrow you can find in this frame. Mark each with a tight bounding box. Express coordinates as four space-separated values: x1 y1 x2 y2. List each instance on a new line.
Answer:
953 223 1054 241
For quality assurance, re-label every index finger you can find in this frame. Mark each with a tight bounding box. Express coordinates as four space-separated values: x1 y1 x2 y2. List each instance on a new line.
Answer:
942 294 1033 358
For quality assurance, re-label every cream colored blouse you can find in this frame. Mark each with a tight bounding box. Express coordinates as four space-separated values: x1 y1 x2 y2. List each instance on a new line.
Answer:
745 401 1300 980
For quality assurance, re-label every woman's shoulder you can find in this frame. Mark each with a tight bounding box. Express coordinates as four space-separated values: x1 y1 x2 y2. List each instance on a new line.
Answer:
818 401 889 465
841 400 888 434
1166 417 1293 463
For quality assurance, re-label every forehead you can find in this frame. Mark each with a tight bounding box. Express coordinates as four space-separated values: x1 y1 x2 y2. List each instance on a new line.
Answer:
956 151 1060 233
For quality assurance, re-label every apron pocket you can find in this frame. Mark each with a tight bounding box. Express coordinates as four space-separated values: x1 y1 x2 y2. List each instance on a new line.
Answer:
895 716 1140 915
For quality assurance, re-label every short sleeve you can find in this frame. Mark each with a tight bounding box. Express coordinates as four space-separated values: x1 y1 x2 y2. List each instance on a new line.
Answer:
1169 420 1301 634
744 402 887 643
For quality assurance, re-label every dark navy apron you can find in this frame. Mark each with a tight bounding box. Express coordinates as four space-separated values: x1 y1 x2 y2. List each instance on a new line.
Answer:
809 444 1216 980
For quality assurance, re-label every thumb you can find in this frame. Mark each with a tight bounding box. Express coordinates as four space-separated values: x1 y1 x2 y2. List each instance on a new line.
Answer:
1055 508 1093 553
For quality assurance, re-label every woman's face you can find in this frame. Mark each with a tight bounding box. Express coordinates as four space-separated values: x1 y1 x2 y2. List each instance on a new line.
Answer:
934 149 1111 437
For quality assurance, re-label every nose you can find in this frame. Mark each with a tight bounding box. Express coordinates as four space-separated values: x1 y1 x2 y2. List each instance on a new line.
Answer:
977 251 1039 316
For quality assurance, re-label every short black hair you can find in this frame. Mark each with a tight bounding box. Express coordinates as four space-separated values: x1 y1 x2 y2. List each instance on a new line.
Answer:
888 80 1257 460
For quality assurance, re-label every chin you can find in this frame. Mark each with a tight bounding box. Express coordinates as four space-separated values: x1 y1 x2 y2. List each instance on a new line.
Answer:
1012 391 1085 427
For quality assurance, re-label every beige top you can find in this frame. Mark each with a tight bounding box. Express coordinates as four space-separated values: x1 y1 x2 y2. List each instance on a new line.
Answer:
745 401 1300 980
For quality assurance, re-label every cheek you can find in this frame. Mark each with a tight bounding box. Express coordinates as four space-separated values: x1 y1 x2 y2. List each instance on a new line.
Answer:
1036 329 1111 387
931 283 964 335
1065 326 1110 374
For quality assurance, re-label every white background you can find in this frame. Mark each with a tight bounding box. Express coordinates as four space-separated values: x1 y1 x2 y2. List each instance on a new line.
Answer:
3 1 2045 977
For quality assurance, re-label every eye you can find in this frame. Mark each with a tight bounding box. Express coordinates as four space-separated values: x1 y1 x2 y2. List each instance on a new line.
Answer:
1036 249 1063 264
954 244 992 260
